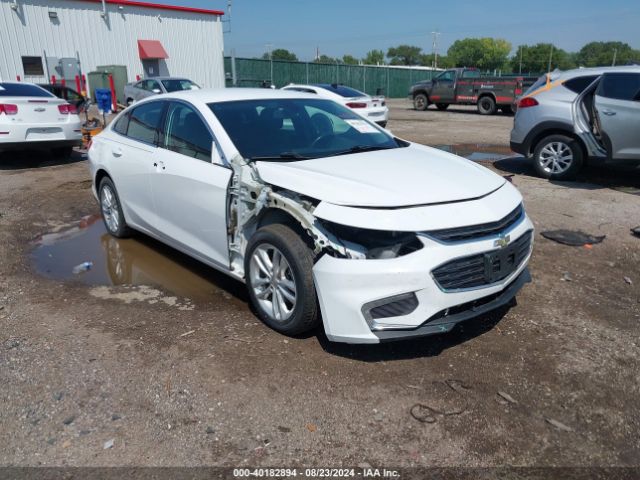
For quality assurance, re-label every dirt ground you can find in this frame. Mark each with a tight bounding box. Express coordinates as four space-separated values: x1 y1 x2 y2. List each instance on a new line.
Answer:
1 98 639 471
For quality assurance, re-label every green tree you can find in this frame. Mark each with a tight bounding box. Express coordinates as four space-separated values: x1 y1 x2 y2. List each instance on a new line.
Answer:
261 48 298 62
419 53 454 68
576 41 640 67
447 38 511 70
511 43 575 73
362 49 385 65
386 45 423 65
342 54 359 65
314 54 336 64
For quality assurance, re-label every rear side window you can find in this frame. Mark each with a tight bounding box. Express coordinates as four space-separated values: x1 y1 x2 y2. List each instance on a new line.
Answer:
127 102 164 144
162 102 212 161
113 112 130 135
597 73 640 101
564 75 599 94
0 83 54 97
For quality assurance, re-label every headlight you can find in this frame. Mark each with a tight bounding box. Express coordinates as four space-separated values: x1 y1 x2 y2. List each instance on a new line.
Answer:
322 221 423 259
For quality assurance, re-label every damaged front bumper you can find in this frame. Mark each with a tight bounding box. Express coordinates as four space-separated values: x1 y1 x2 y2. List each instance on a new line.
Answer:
312 212 534 344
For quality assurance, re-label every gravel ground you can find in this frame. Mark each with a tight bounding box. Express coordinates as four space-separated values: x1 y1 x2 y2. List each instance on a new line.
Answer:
0 99 639 470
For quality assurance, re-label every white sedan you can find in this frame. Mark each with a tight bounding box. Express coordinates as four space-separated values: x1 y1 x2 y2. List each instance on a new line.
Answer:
88 88 533 344
282 83 389 127
0 82 82 157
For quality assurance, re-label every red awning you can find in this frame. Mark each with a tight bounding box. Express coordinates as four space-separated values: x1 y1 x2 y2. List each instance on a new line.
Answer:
138 40 168 60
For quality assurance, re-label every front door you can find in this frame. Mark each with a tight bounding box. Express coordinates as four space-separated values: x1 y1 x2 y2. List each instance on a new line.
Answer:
151 100 232 268
431 70 456 103
594 72 640 160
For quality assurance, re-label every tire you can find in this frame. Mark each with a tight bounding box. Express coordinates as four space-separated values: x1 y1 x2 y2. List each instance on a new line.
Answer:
477 96 497 115
413 93 429 111
98 177 131 238
436 103 449 111
52 146 73 158
532 134 584 181
244 224 320 336
126 98 134 107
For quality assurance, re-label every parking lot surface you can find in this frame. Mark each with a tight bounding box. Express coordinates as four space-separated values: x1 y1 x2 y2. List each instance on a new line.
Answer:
1 99 639 467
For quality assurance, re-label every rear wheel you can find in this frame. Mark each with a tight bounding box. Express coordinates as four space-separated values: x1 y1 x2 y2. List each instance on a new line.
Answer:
436 103 449 111
99 177 132 238
245 224 319 336
413 93 428 111
532 134 584 180
477 96 497 115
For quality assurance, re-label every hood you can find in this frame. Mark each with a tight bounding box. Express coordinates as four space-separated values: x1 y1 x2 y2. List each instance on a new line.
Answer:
255 144 506 208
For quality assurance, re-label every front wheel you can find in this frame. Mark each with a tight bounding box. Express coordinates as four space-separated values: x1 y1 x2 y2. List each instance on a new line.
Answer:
99 177 131 238
245 224 320 336
413 93 428 111
477 96 496 115
436 103 449 111
532 134 584 180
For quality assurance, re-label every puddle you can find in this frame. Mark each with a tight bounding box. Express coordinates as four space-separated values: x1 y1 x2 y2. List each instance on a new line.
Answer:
31 214 242 303
434 143 520 162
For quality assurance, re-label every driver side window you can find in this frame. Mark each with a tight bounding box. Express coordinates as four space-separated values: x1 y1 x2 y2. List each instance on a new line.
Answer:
162 102 213 161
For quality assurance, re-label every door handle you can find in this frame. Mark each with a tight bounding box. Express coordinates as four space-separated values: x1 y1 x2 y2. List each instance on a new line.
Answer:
112 148 123 157
602 110 616 116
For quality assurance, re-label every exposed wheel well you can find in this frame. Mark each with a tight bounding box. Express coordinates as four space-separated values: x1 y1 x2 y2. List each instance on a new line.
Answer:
95 169 110 190
413 90 428 99
256 208 314 249
477 92 496 101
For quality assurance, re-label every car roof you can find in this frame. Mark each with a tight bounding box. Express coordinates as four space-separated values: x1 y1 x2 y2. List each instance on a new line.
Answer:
143 76 191 81
557 65 640 79
147 87 319 104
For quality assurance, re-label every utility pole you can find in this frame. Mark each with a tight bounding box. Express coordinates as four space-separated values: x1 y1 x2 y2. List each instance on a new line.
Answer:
547 45 553 72
612 48 617 66
431 31 440 70
265 43 273 85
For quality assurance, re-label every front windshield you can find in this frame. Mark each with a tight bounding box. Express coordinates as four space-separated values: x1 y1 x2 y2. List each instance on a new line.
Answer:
209 98 402 161
161 79 200 92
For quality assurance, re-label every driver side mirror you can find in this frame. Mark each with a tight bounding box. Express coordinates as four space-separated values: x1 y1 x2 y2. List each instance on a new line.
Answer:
152 88 161 94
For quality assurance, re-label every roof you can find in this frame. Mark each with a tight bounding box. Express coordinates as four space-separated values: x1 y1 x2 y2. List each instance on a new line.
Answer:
79 0 224 16
138 88 318 104
557 65 640 78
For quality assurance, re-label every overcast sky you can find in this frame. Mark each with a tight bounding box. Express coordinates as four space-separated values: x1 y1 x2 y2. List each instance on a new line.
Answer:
148 0 640 60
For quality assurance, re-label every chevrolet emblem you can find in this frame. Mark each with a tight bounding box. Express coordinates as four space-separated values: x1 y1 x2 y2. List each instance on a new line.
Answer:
494 234 511 248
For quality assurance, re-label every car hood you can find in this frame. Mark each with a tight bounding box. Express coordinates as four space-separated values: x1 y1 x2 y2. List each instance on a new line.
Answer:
255 143 506 207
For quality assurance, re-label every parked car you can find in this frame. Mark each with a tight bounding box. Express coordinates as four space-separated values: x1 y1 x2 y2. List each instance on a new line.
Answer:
510 66 640 180
88 89 533 344
409 68 536 115
0 82 82 157
123 77 200 105
281 83 389 127
38 84 87 111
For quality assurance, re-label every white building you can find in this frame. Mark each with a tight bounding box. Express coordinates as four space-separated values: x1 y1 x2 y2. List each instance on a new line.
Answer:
0 0 225 95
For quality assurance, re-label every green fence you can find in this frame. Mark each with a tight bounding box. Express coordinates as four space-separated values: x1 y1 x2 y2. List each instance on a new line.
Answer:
224 57 437 98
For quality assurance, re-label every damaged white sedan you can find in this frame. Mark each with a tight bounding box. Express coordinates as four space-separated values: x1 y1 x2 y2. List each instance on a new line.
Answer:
88 89 533 343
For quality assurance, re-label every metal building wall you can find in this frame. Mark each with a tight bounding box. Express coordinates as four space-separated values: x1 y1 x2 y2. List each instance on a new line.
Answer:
0 0 224 88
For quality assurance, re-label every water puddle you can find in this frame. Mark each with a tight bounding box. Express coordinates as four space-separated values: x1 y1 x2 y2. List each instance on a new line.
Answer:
434 143 520 162
31 214 241 303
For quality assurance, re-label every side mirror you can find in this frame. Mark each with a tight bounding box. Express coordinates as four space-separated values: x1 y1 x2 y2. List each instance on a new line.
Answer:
152 88 161 94
211 143 223 165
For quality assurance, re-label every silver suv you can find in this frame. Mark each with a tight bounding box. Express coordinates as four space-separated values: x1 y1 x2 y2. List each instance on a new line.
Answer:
510 66 640 180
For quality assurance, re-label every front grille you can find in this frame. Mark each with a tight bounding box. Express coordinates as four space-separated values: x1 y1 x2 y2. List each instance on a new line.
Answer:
426 204 523 242
432 231 532 291
369 294 419 320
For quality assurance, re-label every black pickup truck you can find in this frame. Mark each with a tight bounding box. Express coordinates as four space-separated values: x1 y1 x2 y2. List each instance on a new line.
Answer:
409 68 536 115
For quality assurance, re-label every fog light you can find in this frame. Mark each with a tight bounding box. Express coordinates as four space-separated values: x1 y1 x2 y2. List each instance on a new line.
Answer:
362 292 418 330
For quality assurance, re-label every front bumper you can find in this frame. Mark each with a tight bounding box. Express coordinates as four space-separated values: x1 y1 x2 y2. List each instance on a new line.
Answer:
312 213 534 344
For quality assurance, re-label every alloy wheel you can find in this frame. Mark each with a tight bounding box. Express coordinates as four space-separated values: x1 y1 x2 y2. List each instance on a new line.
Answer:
100 185 120 233
249 244 297 322
538 141 574 175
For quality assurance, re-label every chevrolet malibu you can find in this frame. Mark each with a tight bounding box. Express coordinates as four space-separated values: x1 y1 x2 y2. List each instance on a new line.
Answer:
88 89 533 344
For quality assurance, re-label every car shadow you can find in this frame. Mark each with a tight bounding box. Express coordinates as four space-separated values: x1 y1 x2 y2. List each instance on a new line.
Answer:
315 302 511 362
494 156 640 194
0 148 86 171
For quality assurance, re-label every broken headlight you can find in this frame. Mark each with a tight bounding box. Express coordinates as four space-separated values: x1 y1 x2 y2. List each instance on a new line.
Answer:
322 221 424 260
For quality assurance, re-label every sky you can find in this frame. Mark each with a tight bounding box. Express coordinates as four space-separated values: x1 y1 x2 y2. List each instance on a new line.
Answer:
145 0 640 60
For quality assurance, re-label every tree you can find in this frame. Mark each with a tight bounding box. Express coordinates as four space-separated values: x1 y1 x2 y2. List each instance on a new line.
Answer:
419 53 454 69
511 43 575 73
342 54 359 65
314 54 336 64
386 45 423 65
447 38 511 70
576 41 640 67
261 48 298 62
362 49 385 65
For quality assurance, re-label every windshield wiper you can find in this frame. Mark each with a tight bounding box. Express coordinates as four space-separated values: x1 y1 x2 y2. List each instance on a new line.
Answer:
326 145 396 157
249 152 312 162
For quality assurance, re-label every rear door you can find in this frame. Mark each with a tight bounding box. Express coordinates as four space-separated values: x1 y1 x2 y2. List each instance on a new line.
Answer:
106 100 165 232
593 72 640 160
151 100 232 267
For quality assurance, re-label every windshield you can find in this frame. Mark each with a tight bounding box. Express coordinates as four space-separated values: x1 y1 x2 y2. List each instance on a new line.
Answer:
161 79 200 92
209 98 402 161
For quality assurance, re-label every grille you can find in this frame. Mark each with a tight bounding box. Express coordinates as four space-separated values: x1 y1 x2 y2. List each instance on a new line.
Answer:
432 231 532 291
369 294 419 320
427 204 523 242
